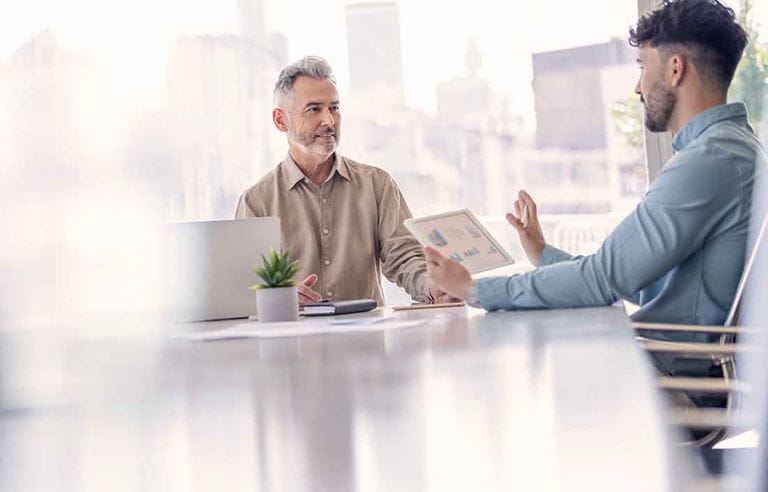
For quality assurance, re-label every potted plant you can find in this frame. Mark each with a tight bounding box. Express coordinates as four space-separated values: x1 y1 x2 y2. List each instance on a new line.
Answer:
250 249 300 322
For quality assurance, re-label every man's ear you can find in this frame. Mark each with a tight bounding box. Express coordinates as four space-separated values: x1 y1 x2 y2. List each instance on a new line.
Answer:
273 108 289 133
667 53 686 88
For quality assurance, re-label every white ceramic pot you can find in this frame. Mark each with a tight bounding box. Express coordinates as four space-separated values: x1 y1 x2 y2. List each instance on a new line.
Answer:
255 286 299 322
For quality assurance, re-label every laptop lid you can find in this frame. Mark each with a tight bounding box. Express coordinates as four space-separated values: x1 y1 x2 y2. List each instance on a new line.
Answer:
164 218 281 321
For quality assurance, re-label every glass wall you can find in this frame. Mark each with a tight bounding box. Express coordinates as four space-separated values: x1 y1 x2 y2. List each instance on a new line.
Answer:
1 0 766 309
725 0 768 139
2 0 766 303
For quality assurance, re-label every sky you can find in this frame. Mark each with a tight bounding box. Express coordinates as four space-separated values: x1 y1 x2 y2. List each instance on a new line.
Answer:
2 0 766 116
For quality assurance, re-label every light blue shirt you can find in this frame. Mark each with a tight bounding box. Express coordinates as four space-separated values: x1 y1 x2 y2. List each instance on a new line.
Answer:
475 103 766 373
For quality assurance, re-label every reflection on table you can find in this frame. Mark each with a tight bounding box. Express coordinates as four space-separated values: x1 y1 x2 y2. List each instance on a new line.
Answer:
1 305 707 491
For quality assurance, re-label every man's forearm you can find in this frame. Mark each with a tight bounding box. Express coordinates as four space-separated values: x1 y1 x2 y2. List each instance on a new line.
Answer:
538 244 577 267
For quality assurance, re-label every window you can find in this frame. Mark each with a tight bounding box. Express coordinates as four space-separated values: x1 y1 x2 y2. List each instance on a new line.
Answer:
725 0 768 140
31 2 768 309
0 0 655 307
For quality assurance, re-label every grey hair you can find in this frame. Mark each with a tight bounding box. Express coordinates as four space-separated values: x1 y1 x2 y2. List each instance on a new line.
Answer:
273 56 336 108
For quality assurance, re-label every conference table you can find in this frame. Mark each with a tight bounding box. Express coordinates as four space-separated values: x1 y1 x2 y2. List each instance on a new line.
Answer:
1 304 710 491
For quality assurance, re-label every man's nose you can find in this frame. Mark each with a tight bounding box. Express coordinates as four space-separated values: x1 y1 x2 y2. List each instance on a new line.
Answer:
320 108 335 126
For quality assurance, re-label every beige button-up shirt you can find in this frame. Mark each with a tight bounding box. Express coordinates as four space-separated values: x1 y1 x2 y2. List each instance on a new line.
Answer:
235 153 430 305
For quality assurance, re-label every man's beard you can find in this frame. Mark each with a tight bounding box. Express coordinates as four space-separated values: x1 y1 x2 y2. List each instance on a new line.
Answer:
289 126 339 155
642 77 676 133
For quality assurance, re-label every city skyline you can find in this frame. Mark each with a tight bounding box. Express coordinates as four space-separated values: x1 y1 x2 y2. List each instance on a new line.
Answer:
1 0 765 224
1 0 649 123
4 1 764 125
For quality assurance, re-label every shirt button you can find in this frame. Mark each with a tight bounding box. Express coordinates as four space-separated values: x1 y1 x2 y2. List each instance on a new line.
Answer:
324 259 330 266
321 198 327 204
323 228 329 235
327 291 333 297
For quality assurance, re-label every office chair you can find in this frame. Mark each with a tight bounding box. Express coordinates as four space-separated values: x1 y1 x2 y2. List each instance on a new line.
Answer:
634 213 768 448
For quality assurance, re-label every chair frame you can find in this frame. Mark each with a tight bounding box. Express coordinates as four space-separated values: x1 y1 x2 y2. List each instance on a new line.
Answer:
633 214 768 447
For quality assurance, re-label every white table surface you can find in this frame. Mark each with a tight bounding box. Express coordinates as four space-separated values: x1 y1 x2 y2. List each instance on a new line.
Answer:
0 305 711 491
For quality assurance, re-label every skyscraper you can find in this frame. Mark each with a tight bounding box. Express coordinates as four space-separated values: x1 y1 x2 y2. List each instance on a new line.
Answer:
166 0 288 219
436 41 493 126
527 38 642 214
238 0 266 46
345 1 405 105
432 41 522 215
532 38 636 151
168 35 263 219
0 30 118 316
1 30 109 187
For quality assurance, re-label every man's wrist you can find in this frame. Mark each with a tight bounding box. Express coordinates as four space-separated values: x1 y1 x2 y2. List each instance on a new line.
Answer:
530 243 546 266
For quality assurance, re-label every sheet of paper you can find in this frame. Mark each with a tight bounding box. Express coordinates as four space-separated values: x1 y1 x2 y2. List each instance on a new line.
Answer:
330 315 397 325
176 317 425 341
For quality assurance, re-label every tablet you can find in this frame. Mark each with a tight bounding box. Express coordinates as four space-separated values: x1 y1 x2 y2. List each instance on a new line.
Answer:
404 209 514 274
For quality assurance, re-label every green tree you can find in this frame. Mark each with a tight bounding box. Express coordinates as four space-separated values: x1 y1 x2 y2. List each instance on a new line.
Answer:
610 96 648 197
610 97 644 152
729 0 767 130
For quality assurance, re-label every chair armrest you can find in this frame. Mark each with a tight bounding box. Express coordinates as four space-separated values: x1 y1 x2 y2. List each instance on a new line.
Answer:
671 408 751 430
640 340 754 356
657 376 749 394
632 322 749 335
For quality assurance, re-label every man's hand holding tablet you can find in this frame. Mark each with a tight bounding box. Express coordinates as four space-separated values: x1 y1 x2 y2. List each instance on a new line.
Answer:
423 247 474 300
413 190 545 302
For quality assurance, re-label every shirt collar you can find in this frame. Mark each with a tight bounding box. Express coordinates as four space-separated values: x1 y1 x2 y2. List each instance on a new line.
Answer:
672 102 749 152
335 155 351 182
281 152 350 190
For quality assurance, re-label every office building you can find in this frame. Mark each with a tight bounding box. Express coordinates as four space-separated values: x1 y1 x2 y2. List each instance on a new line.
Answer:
431 41 523 215
530 38 642 213
345 1 405 105
168 32 283 220
532 37 636 151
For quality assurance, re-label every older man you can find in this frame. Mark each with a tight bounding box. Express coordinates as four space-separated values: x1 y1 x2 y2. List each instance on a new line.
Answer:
236 56 443 305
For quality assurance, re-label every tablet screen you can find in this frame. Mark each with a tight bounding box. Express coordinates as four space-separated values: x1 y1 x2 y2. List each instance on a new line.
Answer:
405 210 514 274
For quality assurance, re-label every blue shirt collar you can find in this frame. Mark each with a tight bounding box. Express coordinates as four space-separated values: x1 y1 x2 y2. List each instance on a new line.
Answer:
672 102 749 152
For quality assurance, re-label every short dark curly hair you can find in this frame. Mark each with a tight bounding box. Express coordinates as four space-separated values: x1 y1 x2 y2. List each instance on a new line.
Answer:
629 0 748 91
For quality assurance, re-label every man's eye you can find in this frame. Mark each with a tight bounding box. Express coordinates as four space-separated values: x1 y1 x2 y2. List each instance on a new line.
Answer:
331 105 340 111
307 107 319 112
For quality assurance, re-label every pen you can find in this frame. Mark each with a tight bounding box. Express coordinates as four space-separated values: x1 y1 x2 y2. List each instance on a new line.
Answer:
522 203 529 228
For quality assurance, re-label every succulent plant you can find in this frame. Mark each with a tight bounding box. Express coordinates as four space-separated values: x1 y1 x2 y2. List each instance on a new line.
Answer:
250 248 299 289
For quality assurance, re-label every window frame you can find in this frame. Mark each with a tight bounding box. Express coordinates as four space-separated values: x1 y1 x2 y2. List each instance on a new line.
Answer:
636 0 675 183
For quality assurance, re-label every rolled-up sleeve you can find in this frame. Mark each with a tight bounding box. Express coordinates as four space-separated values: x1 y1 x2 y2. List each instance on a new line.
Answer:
476 152 740 311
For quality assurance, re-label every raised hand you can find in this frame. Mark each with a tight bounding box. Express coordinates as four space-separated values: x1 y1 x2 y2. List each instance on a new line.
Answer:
505 190 546 266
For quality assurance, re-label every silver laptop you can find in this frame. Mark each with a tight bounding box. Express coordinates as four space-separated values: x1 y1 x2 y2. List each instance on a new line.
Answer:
163 218 281 321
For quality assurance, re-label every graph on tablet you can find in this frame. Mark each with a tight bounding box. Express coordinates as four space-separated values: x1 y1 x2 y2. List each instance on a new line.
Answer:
405 209 514 274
